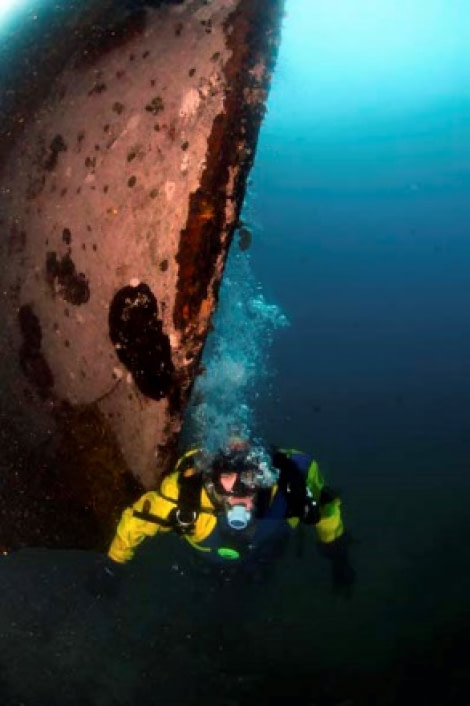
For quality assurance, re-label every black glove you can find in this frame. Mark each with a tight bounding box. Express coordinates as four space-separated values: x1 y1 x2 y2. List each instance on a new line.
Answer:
86 556 125 599
318 533 356 597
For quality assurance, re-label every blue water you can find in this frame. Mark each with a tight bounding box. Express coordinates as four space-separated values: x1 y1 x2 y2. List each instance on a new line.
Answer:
2 1 470 704
195 0 470 699
209 0 470 504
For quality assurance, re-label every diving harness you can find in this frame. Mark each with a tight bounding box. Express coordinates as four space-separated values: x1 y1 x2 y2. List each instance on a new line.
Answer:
132 449 323 551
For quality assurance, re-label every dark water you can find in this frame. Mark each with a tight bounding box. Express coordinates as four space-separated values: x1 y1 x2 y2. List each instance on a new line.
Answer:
249 0 470 701
2 1 470 704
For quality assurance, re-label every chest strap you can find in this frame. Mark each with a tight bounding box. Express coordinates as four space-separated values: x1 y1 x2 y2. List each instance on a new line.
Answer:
132 470 217 534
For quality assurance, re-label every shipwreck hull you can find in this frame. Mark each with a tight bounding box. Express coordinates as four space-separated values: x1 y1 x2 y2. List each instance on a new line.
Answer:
0 0 284 549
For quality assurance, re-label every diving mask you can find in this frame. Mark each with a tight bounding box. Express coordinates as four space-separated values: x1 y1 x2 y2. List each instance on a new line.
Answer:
210 445 279 496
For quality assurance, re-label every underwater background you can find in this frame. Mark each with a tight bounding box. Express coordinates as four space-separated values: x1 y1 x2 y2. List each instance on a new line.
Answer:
2 0 470 704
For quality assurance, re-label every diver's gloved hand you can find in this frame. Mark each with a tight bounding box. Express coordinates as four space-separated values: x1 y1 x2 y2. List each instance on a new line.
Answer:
318 533 356 598
86 556 125 599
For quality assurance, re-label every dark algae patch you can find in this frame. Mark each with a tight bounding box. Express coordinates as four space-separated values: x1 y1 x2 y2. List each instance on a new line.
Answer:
145 95 164 115
43 134 67 171
18 304 54 398
46 251 90 305
109 283 174 400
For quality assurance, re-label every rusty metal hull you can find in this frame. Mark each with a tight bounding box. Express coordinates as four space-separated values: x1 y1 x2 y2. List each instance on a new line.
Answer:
0 0 284 549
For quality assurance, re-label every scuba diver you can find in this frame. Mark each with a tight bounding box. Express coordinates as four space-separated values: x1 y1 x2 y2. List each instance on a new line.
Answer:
92 439 355 596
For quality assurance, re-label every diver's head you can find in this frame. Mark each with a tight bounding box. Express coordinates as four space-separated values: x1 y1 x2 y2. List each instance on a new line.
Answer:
204 439 278 530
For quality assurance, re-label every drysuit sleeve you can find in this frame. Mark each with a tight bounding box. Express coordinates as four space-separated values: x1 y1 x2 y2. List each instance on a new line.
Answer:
315 496 344 544
108 476 179 563
306 458 344 544
303 455 354 592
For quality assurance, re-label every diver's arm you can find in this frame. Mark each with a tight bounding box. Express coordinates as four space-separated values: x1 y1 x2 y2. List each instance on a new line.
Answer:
315 496 344 544
87 493 163 599
304 456 345 543
107 490 170 563
315 499 355 594
307 463 355 593
88 482 178 598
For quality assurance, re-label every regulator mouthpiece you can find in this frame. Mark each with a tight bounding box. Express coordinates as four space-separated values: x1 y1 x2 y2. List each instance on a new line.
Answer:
226 504 251 531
